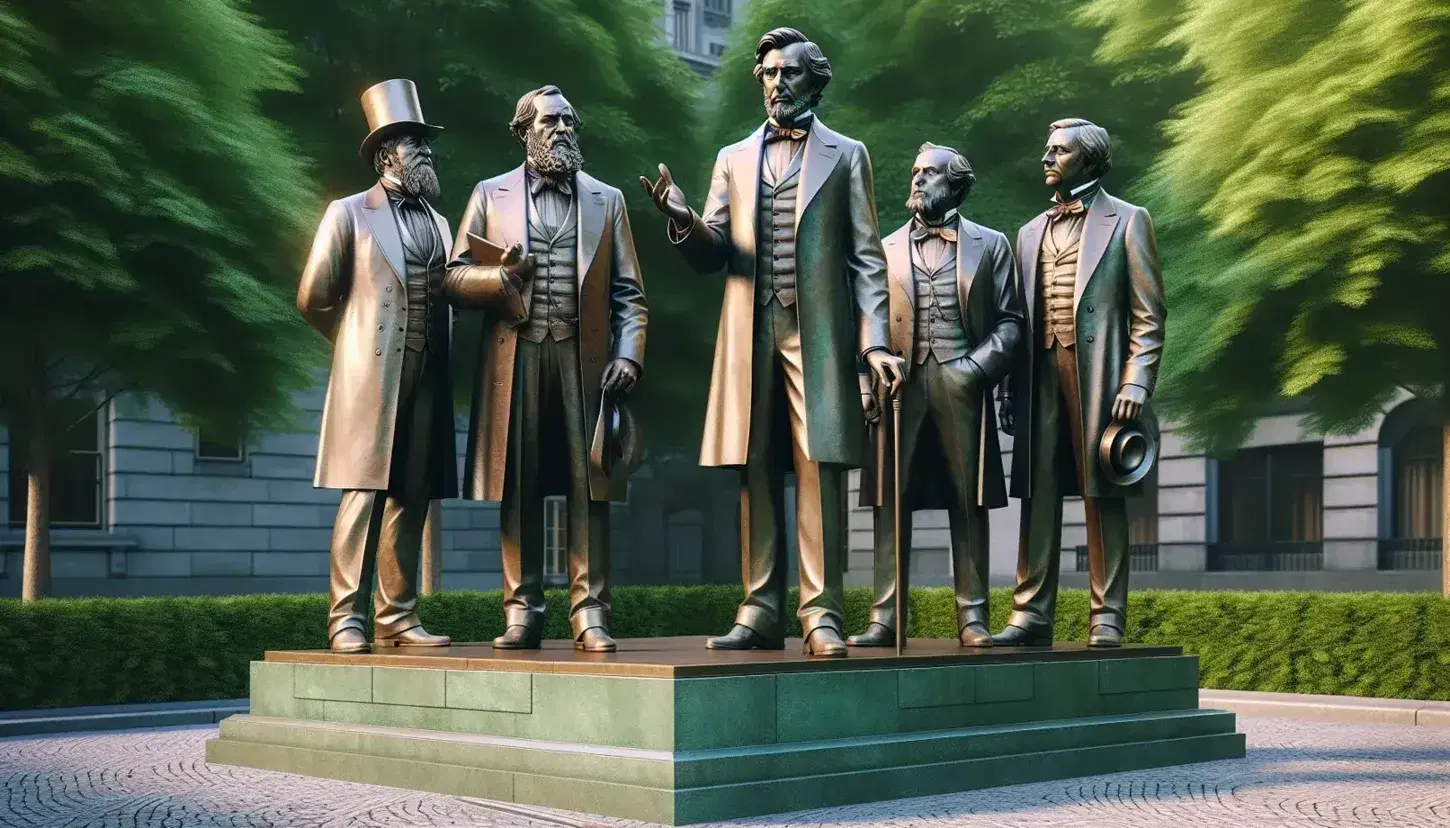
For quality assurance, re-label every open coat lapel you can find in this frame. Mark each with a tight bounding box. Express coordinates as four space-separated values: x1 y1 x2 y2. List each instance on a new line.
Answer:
362 183 405 285
730 126 765 270
1073 191 1120 317
796 120 841 231
955 217 985 338
576 171 607 289
1018 213 1048 334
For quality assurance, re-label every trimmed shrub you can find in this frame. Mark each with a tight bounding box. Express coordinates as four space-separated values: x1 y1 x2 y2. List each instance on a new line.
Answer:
0 587 1445 710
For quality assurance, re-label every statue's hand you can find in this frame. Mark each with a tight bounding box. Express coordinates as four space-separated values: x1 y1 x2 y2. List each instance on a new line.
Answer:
861 391 880 425
500 243 534 289
638 163 692 227
1112 383 1148 423
601 358 640 397
865 349 906 398
997 392 1016 437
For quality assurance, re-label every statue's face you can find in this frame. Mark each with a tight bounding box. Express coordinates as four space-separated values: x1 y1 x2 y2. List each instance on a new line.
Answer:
906 148 957 219
379 133 439 199
760 42 815 124
1042 127 1088 191
528 93 578 151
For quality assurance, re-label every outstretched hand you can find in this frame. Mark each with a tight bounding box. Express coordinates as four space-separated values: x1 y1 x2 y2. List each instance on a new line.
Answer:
639 163 692 227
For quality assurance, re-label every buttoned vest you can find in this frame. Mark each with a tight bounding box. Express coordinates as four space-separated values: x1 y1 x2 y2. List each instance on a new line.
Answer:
1040 218 1082 348
754 148 803 307
394 200 448 355
520 197 579 343
913 244 968 365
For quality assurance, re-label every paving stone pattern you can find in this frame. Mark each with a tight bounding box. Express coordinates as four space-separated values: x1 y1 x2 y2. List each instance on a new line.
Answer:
2 717 1448 827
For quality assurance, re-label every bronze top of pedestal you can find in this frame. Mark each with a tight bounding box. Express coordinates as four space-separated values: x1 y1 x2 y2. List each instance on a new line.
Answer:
266 637 1182 679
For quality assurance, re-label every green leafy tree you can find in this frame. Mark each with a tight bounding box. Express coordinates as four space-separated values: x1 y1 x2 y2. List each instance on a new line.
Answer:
0 0 324 600
705 0 1191 235
1084 0 1450 585
250 0 712 451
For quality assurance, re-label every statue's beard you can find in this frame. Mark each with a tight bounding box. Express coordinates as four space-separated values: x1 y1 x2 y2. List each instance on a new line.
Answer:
527 131 584 176
398 156 440 200
906 187 952 222
765 91 811 125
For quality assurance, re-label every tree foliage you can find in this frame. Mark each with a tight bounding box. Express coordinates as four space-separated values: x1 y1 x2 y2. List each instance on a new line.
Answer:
250 0 712 450
0 0 324 441
705 0 1191 237
1084 0 1450 450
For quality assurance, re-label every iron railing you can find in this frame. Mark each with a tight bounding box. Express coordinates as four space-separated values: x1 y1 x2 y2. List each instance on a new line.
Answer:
1207 541 1323 571
1074 543 1160 572
1377 537 1443 570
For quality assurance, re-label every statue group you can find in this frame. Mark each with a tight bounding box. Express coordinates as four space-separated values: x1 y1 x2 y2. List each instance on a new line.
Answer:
298 27 1165 658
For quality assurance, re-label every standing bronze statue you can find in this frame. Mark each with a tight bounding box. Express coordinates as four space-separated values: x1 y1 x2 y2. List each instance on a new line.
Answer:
446 85 648 654
849 143 1023 649
299 79 474 653
641 28 901 657
995 118 1165 649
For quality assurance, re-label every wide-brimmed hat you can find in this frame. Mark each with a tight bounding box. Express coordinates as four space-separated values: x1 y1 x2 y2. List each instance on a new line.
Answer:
590 393 644 497
358 79 444 163
1098 420 1158 487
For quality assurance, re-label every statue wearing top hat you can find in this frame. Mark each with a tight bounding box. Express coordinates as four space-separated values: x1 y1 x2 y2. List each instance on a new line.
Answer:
995 118 1165 649
445 85 648 653
298 79 502 653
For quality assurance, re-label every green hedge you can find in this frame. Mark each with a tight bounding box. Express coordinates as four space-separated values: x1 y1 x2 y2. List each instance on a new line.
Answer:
1 586 1447 710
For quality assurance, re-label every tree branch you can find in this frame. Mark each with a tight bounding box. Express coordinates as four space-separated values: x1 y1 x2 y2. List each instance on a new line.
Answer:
65 383 134 434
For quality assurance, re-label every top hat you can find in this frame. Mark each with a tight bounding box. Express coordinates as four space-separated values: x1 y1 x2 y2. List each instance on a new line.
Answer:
1098 420 1158 487
358 79 445 163
590 393 645 498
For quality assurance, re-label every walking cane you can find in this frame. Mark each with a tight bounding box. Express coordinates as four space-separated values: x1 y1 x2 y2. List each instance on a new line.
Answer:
892 387 905 656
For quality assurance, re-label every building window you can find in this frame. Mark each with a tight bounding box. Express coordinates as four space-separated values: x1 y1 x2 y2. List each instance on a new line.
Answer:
6 405 105 529
1391 424 1442 539
702 0 731 27
708 42 727 57
544 496 567 583
196 430 244 462
671 0 693 52
1211 443 1323 570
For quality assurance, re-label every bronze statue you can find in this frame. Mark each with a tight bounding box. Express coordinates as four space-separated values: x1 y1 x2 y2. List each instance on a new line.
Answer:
641 28 901 657
446 85 648 654
299 79 468 653
995 118 1165 649
849 143 1023 650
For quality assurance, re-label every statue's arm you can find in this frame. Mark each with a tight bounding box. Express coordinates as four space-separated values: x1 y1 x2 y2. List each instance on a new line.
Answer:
442 182 511 306
1121 206 1166 394
296 200 353 342
610 190 649 371
667 149 732 274
967 233 1025 386
846 142 890 356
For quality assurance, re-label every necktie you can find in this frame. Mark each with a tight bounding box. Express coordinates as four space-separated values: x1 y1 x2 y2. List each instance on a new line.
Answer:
1048 198 1086 220
764 121 810 143
531 174 573 196
911 223 958 243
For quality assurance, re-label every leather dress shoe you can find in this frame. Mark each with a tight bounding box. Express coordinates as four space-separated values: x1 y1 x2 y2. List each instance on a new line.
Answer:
492 625 542 650
804 627 848 658
705 624 784 651
991 624 1054 646
1088 624 1123 647
575 626 617 653
846 622 895 647
330 627 369 653
376 626 450 647
958 622 993 647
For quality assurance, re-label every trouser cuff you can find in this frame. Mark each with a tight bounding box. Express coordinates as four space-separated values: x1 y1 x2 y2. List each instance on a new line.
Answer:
799 608 843 638
330 616 367 640
735 605 781 639
374 614 422 638
505 607 546 631
957 607 989 629
569 605 609 638
867 607 897 629
1006 609 1052 632
1088 611 1125 632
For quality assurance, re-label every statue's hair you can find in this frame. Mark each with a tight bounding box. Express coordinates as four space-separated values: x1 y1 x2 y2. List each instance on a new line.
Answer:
372 134 410 176
510 85 581 143
918 141 976 205
1048 118 1112 179
752 27 832 105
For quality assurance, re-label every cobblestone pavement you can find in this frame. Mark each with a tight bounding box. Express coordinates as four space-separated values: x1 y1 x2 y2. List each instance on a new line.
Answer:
2 717 1448 827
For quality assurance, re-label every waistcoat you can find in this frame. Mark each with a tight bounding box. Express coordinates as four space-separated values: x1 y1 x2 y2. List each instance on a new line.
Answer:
912 243 968 365
755 148 803 307
394 199 447 355
1040 217 1083 348
520 195 579 343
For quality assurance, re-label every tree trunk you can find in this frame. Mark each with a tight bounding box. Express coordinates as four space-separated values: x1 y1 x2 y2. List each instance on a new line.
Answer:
420 499 441 596
21 411 51 602
1442 421 1449 598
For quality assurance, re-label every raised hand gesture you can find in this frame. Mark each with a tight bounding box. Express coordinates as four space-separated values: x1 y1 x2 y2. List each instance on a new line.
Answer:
639 163 692 227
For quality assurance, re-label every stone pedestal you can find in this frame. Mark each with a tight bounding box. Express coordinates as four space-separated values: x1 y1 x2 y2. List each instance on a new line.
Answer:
205 638 1244 824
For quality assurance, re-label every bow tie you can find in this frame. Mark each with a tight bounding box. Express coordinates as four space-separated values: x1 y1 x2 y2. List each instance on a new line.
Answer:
530 174 573 196
1048 198 1087 220
911 223 958 243
764 124 809 144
